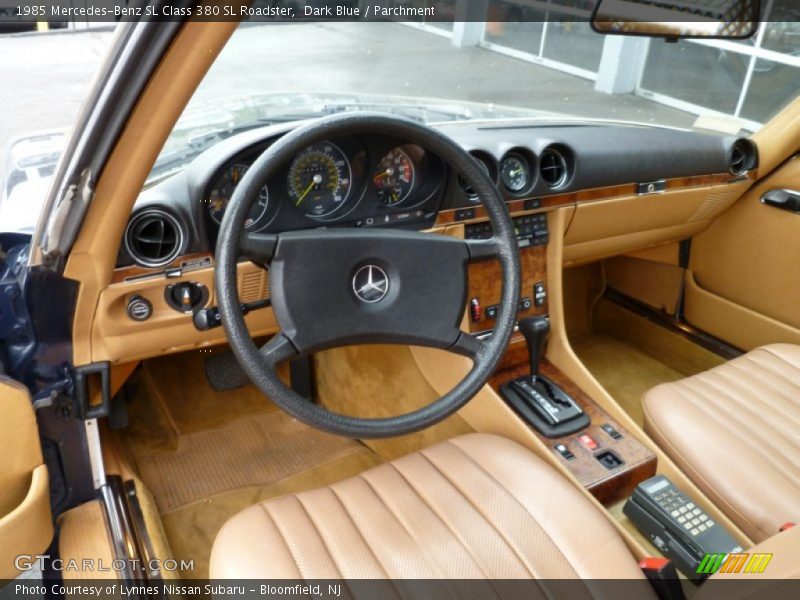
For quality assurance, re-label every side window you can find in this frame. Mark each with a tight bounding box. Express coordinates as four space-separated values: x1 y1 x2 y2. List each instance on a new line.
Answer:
0 26 114 233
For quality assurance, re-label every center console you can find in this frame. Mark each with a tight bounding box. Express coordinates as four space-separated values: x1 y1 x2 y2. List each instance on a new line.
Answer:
464 211 656 505
465 213 549 333
489 333 656 504
462 209 746 584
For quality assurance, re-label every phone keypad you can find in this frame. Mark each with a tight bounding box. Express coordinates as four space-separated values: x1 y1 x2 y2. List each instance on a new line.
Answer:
653 488 715 537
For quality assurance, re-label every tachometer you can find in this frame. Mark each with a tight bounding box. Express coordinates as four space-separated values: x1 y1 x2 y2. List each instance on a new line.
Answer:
373 147 415 206
288 141 352 219
207 163 269 229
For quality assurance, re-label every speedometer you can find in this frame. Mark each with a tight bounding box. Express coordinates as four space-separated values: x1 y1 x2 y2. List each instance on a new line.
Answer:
207 163 269 230
288 141 352 219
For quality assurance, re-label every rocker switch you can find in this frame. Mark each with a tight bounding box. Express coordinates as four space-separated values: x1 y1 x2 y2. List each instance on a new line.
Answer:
578 434 599 451
470 297 481 322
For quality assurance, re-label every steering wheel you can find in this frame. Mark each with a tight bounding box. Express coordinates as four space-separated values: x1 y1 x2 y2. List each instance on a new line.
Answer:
216 113 520 438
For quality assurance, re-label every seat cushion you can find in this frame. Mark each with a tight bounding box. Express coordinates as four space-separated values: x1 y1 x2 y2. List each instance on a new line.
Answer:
643 343 800 542
210 433 648 584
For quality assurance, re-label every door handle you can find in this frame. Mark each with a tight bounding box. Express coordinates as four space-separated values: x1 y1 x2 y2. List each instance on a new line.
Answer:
761 189 800 213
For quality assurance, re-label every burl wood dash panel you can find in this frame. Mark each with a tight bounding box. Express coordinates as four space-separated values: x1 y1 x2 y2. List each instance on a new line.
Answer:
467 245 547 333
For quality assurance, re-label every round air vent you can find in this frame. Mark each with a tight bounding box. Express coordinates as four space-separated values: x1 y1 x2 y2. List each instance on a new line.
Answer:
539 147 569 189
729 139 756 176
457 174 478 199
124 209 184 268
458 152 497 202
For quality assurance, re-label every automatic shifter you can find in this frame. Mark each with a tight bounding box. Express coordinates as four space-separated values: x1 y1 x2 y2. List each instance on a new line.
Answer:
518 315 550 383
501 316 589 437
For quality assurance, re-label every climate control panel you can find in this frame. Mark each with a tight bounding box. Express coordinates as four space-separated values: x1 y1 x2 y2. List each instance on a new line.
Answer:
464 213 549 248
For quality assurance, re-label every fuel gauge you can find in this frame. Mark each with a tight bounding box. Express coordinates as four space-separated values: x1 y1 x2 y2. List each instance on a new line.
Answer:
207 162 269 229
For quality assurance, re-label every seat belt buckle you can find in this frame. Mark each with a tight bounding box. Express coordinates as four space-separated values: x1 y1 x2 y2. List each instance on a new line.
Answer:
639 557 684 600
779 522 795 532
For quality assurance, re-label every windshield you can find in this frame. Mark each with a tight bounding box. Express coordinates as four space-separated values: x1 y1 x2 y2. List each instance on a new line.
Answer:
2 13 800 233
150 17 800 182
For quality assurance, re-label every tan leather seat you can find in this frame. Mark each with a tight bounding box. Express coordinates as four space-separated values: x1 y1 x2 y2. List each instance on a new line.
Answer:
643 343 800 542
210 433 650 585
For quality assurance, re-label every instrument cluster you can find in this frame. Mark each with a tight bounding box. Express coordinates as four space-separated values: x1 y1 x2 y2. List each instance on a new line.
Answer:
204 135 442 235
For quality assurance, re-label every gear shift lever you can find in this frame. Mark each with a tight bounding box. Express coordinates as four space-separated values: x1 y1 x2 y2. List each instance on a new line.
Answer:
501 315 588 437
518 316 550 382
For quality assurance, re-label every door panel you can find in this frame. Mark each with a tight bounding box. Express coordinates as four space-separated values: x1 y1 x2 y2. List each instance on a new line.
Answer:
686 156 800 349
0 376 52 580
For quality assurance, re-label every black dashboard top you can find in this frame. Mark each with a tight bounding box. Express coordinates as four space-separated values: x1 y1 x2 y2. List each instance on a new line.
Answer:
117 118 749 269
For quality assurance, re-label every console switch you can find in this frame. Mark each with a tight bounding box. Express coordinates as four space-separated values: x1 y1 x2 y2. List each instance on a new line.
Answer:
596 450 624 470
534 282 547 307
601 423 623 440
470 297 481 322
555 444 575 461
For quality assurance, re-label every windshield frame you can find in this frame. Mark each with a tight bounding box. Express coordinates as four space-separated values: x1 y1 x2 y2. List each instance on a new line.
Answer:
30 15 186 271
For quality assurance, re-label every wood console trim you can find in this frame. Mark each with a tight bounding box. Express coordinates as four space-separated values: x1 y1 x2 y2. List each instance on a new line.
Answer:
467 245 547 333
490 335 657 505
436 172 740 227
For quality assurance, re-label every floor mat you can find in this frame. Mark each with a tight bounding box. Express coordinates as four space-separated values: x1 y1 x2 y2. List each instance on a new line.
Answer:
162 449 381 578
572 334 685 426
573 298 728 426
136 410 366 514
594 298 726 377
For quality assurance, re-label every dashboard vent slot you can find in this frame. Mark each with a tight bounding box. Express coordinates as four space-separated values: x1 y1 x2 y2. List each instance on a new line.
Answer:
124 209 184 268
539 148 569 189
239 269 269 302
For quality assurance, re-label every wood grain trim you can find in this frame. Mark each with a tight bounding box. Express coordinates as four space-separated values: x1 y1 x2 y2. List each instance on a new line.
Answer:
113 173 741 283
489 336 657 505
436 172 741 227
467 245 547 333
111 252 214 284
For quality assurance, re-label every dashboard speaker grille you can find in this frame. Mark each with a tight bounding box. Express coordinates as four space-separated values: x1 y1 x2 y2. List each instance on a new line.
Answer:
239 269 269 302
124 209 184 268
688 188 742 223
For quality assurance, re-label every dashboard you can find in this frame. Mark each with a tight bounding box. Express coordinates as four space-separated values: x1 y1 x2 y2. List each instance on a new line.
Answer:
117 118 755 270
101 115 760 365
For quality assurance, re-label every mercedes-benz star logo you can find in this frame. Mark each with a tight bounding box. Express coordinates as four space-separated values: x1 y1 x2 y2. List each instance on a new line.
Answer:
352 265 389 304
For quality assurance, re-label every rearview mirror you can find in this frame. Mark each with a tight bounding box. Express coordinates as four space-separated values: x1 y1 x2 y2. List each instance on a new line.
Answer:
591 0 760 39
